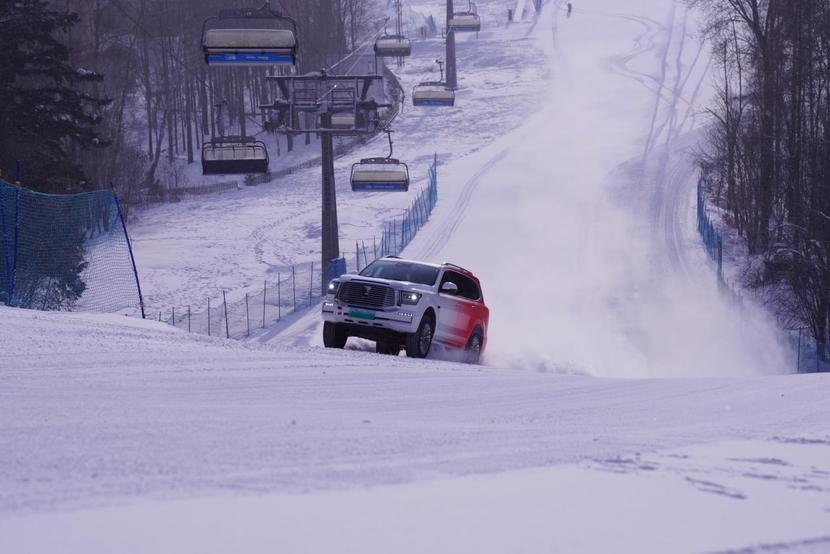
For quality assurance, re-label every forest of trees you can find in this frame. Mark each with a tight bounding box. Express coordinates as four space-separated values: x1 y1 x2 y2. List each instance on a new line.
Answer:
0 0 382 200
692 0 830 359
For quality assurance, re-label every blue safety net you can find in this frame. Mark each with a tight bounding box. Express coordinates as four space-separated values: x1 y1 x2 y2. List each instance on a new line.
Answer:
0 180 142 313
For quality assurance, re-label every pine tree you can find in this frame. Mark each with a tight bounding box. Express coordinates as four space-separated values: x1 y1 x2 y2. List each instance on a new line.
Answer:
0 0 109 192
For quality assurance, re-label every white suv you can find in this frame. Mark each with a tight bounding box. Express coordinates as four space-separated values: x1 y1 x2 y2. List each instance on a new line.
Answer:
321 256 489 362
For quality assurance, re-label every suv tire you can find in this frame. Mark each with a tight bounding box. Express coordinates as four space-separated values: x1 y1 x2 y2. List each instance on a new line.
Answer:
405 314 434 359
323 322 348 349
464 331 483 364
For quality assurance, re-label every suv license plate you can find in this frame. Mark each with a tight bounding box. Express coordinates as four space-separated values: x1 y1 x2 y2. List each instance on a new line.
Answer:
349 310 376 320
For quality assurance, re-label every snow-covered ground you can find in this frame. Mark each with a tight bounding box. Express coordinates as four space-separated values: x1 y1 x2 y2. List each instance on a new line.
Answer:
2 1 827 552
1 307 829 552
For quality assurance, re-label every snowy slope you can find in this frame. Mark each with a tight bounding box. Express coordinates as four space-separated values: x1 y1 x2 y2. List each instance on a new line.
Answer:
404 0 790 377
277 0 789 377
1 305 829 552
2 1 826 552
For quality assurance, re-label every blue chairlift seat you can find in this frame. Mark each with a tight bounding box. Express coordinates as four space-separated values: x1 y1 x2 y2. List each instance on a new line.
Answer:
412 82 455 107
351 158 410 192
202 8 298 66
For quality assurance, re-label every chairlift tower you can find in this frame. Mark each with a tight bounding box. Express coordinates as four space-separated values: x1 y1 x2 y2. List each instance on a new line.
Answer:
394 0 405 67
446 0 458 89
262 71 389 292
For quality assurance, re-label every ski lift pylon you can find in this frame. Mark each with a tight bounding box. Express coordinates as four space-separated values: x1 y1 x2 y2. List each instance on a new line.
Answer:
202 4 298 66
350 130 410 192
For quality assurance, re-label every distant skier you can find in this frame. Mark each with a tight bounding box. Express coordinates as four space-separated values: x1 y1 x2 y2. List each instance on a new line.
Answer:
567 2 573 17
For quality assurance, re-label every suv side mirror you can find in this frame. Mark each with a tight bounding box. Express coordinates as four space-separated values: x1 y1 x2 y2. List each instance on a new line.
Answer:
440 282 459 295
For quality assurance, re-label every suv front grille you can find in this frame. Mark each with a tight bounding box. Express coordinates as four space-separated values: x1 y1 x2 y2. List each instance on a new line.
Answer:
337 281 395 308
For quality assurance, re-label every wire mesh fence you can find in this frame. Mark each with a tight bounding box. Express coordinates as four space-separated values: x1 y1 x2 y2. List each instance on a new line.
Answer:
697 175 828 373
697 176 723 275
787 327 830 374
0 180 143 314
159 263 318 339
157 154 439 339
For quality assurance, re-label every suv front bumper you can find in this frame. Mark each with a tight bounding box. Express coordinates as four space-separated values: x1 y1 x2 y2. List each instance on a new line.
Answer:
321 298 421 335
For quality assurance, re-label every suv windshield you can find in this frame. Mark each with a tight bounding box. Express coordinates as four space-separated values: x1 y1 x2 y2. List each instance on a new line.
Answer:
359 259 440 286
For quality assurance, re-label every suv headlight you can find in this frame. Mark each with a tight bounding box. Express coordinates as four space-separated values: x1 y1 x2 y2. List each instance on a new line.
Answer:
327 280 340 295
399 291 421 305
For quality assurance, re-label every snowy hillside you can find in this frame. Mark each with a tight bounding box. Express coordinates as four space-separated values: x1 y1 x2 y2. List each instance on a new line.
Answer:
2 0 829 553
1 305 829 552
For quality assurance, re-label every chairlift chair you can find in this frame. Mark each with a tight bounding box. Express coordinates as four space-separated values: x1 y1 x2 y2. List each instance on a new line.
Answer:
448 12 481 32
412 82 455 107
328 112 357 130
350 131 409 192
448 2 481 33
201 136 270 175
330 113 356 129
202 5 298 66
374 34 412 58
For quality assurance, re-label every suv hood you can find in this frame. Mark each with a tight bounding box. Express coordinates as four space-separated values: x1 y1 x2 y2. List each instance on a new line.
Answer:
337 274 435 293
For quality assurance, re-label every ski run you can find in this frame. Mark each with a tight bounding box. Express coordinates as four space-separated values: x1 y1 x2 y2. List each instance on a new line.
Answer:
1 1 829 553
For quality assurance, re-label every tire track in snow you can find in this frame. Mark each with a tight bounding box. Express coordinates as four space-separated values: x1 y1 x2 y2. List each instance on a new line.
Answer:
640 1 676 163
649 7 708 281
416 145 517 261
415 2 563 262
587 3 708 282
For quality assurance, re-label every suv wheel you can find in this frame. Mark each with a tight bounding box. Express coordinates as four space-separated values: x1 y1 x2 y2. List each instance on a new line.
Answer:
323 322 348 349
376 341 400 356
405 314 434 359
465 331 483 364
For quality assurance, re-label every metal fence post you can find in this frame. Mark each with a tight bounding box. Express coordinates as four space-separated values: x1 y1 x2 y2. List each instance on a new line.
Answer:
188 305 191 333
292 266 296 312
309 262 314 306
373 236 377 260
817 340 820 373
8 188 21 306
797 328 802 373
262 281 267 329
355 241 360 272
111 186 145 319
223 290 230 339
172 307 176 327
245 293 251 336
278 275 282 321
207 298 211 336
